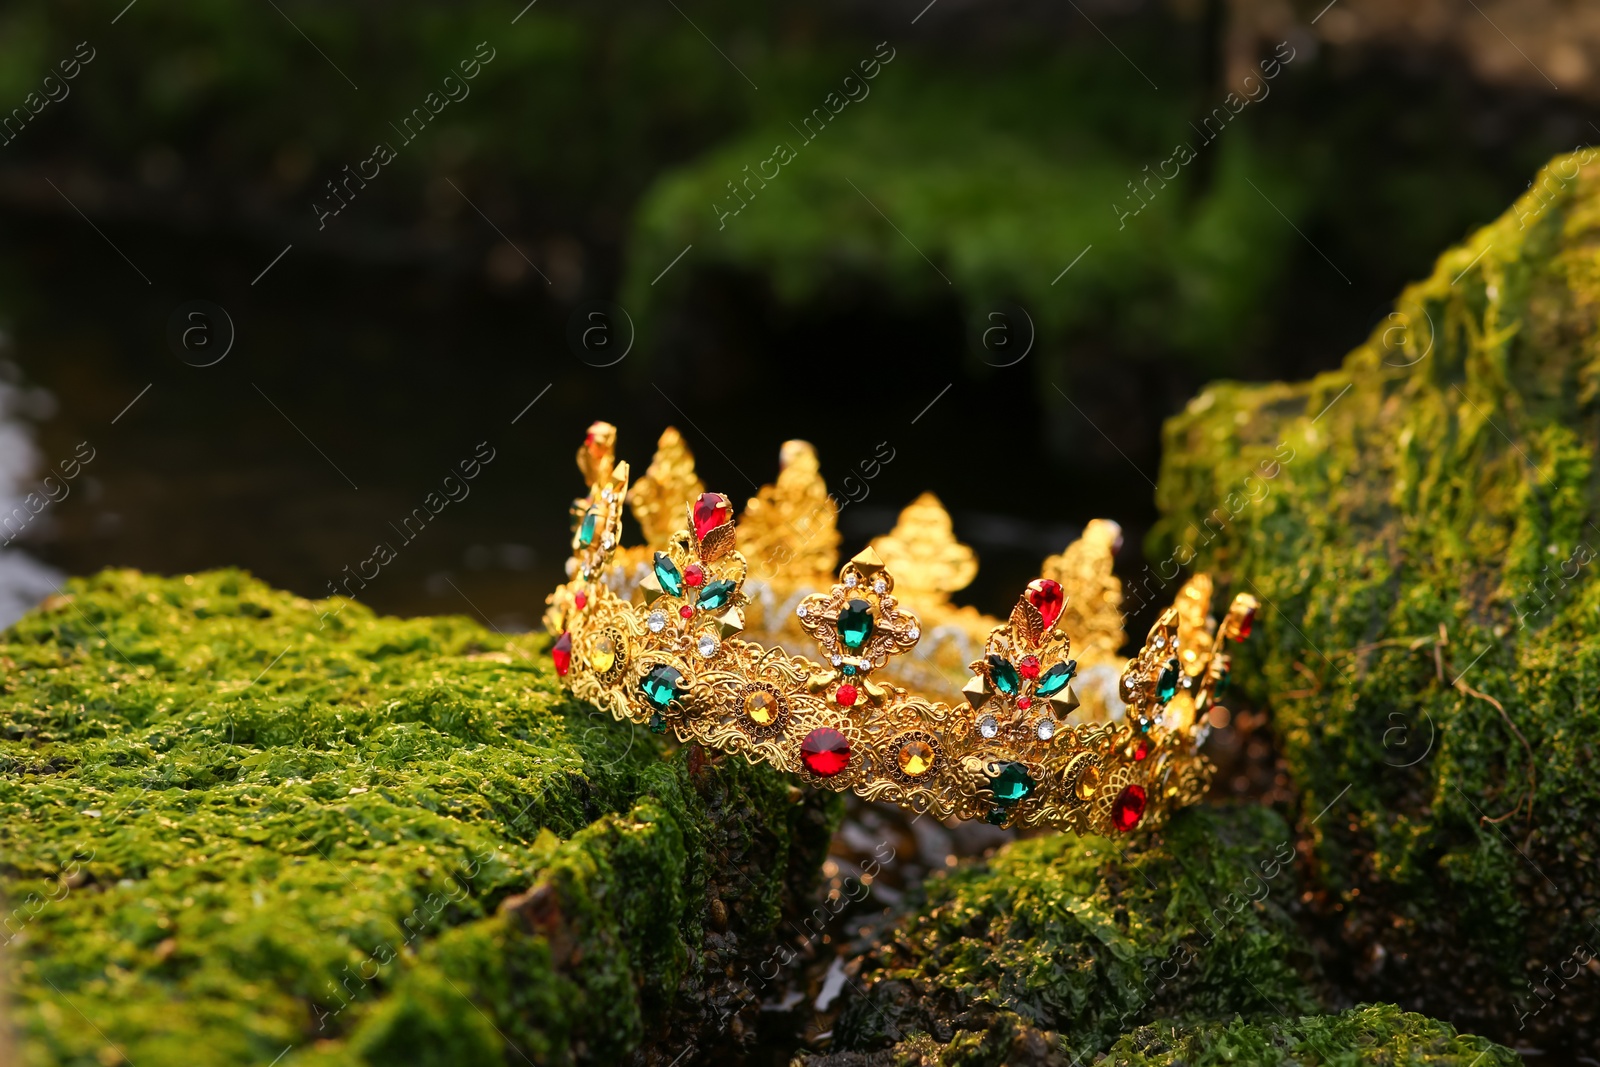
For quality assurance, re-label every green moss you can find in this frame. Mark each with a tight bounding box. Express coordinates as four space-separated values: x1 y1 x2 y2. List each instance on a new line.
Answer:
822 806 1318 1065
1149 150 1600 1051
0 568 838 1066
1102 1004 1518 1066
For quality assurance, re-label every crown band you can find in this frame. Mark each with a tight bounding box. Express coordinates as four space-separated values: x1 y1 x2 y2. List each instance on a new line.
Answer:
544 422 1256 835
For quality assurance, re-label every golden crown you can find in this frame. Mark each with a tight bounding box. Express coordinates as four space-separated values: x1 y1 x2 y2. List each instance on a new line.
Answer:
543 422 1256 835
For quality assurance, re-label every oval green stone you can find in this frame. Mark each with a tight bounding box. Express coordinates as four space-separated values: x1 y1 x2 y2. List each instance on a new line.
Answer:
988 655 1021 697
988 761 1034 805
1037 660 1077 697
641 664 684 709
697 578 737 612
838 599 874 651
1156 657 1180 703
653 552 684 596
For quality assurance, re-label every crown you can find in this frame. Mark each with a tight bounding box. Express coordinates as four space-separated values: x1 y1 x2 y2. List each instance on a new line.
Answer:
544 422 1257 835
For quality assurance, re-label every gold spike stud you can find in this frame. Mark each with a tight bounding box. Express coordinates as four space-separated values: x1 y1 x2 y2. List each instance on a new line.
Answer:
962 674 991 709
848 546 886 575
716 607 745 639
640 572 664 604
1048 684 1081 716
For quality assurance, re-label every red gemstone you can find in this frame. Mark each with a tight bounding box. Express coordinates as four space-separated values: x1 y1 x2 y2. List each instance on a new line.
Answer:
692 493 732 540
1017 696 1032 710
1026 579 1064 629
574 591 588 610
835 684 858 707
1018 655 1040 680
1111 784 1147 832
1132 738 1151 761
1238 606 1256 640
551 631 572 676
684 563 705 587
679 605 694 619
800 727 850 776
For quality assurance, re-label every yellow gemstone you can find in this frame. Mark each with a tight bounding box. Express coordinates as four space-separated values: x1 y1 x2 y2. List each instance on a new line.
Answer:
897 740 935 776
589 636 616 673
1075 763 1101 801
744 689 777 725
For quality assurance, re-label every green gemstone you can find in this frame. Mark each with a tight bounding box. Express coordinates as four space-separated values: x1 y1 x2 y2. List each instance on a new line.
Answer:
988 655 1021 697
648 712 668 734
697 578 737 612
985 807 1009 826
837 599 874 651
841 664 857 676
641 664 684 710
988 761 1034 805
1037 660 1077 697
577 509 599 547
1156 658 1180 703
1217 668 1230 692
653 552 683 596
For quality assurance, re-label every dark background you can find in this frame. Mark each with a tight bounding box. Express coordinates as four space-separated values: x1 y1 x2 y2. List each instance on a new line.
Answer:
0 0 1592 638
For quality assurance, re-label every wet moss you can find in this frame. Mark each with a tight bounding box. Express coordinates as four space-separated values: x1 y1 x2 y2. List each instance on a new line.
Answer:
0 568 838 1066
1150 149 1600 1051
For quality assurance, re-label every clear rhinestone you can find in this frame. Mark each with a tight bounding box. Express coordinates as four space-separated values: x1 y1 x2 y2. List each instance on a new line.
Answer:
844 574 858 588
978 715 999 739
1036 719 1056 741
1154 635 1166 648
908 627 921 641
602 488 615 502
647 611 666 633
796 604 808 618
831 654 843 667
698 635 719 658
873 579 887 594
601 535 614 550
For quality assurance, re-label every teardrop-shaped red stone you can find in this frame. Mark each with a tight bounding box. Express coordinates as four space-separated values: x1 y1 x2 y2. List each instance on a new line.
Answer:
551 631 572 677
1111 784 1147 832
693 492 732 540
1026 578 1064 629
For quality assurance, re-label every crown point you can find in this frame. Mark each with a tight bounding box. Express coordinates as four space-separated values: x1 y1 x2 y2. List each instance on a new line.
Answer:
716 606 745 638
848 546 886 574
962 674 991 709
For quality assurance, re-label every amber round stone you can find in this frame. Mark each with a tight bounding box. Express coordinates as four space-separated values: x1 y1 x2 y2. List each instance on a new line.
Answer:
897 740 935 777
744 689 777 726
588 635 616 674
1075 763 1101 801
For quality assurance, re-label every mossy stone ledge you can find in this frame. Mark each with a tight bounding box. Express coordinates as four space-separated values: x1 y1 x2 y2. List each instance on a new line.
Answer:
0 568 839 1066
1151 149 1600 1053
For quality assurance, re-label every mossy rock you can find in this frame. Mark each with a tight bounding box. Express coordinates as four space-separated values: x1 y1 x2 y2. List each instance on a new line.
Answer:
1150 149 1600 1052
0 569 839 1066
1101 1004 1518 1067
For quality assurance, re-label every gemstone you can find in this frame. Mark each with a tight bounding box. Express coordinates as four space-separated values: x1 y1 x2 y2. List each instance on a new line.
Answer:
589 636 616 674
1025 578 1064 628
692 492 732 540
578 509 599 546
978 715 998 739
1018 656 1040 680
648 712 668 734
897 740 934 776
1156 658 1180 702
653 552 684 596
1238 605 1256 639
1132 737 1151 761
1075 763 1101 801
873 579 887 594
796 604 808 618
985 807 1009 826
744 689 777 725
841 664 857 676
1017 696 1032 711
574 591 588 610
843 574 858 588
800 727 850 776
987 655 1021 697
601 535 614 550
684 563 705 587
1111 784 1147 832
678 605 694 619
647 611 667 633
551 631 572 676
1155 634 1166 648
908 627 920 641
988 762 1034 805
831 654 843 667
698 578 737 612
641 664 684 709
837 599 874 651
835 684 858 707
697 635 719 658
1037 661 1077 697
1036 718 1055 740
